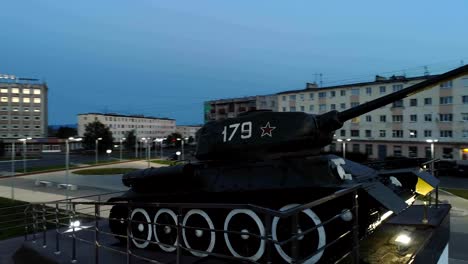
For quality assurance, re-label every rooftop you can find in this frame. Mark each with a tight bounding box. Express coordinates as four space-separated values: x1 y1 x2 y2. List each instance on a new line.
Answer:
78 112 175 121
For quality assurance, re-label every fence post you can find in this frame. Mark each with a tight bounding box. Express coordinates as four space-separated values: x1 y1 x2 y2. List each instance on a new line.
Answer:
71 203 77 263
32 205 37 243
24 206 29 241
55 203 61 255
42 204 47 248
126 203 132 264
352 190 360 263
95 203 100 264
264 214 273 264
176 208 183 264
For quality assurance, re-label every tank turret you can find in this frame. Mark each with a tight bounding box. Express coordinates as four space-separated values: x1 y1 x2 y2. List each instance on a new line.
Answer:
196 65 468 161
108 65 468 263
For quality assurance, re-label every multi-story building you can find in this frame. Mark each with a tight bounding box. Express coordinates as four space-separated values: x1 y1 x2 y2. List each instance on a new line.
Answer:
77 113 176 141
276 74 468 160
176 125 202 140
0 74 48 139
204 95 277 122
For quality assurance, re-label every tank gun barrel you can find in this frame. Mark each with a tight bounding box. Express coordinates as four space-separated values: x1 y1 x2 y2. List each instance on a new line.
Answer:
337 65 468 122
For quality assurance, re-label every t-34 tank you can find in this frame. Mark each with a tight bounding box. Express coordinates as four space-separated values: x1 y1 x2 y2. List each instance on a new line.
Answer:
108 65 468 263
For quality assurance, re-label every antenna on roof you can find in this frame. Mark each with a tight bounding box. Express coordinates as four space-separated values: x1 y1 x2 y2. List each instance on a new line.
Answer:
424 66 430 76
319 73 323 88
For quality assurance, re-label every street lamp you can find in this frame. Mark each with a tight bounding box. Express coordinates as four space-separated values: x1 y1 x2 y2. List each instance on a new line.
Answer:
425 139 439 173
66 137 82 201
155 138 166 159
119 138 126 161
176 137 189 160
18 137 32 174
95 137 102 164
337 138 351 159
10 141 16 199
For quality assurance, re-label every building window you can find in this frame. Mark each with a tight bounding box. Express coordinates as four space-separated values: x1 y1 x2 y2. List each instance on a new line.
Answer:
410 99 417 106
463 78 468 87
12 116 19 120
425 147 431 158
442 148 453 159
351 130 360 137
351 89 360 95
0 89 7 93
318 92 326 98
24 116 30 120
350 102 359 108
340 90 346 96
300 94 305 101
463 130 468 138
379 86 386 94
440 96 453 105
366 87 372 95
319 104 326 111
462 113 468 121
439 114 453 122
23 89 30 94
340 130 346 137
290 106 296 112
282 96 286 101
34 108 40 112
365 144 373 155
34 116 40 120
330 104 336 110
11 88 19 94
424 114 432 122
392 100 403 107
392 115 403 122
34 125 40 129
440 80 453 88
309 93 314 100
340 103 346 109
282 107 286 112
393 146 402 157
23 98 30 103
12 97 19 103
408 146 418 158
12 107 18 112
392 84 403 91
440 130 453 138
380 115 386 122
33 98 41 104
409 130 417 138
424 98 432 105
365 130 372 137
463 96 468 104
365 115 372 122
309 105 314 112
330 91 336 97
352 144 360 153
392 130 403 138
410 115 417 122
424 130 432 137
300 106 305 112
33 89 41 95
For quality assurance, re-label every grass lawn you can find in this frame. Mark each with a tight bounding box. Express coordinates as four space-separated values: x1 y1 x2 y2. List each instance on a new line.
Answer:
441 188 468 200
0 197 29 240
17 164 78 173
150 159 179 166
72 168 139 175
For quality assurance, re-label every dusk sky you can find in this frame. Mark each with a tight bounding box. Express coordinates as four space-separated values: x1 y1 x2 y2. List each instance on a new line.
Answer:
1 0 467 125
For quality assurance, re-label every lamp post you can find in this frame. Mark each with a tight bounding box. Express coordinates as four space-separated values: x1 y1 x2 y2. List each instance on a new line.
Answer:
95 137 102 164
426 139 439 173
337 138 351 159
119 137 126 161
10 142 15 199
18 137 32 174
155 138 165 159
66 137 82 201
177 138 189 160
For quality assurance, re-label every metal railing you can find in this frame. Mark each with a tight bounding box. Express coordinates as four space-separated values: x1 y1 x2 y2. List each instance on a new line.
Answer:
2 187 362 264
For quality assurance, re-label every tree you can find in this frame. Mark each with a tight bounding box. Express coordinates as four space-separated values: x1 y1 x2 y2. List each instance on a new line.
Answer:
82 121 114 153
124 130 136 150
165 132 183 147
55 126 77 139
187 136 195 144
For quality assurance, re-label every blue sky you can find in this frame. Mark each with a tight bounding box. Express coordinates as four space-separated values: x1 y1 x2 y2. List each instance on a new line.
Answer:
1 0 467 125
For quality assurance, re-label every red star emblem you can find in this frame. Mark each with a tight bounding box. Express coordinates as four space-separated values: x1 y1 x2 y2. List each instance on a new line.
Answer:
260 122 276 137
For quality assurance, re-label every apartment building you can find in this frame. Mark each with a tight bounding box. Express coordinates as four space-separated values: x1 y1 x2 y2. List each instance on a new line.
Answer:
204 95 277 122
77 113 176 141
276 74 468 161
176 125 202 140
0 74 48 139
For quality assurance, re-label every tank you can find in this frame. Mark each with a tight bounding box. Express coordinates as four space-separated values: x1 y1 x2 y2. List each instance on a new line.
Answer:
108 65 468 263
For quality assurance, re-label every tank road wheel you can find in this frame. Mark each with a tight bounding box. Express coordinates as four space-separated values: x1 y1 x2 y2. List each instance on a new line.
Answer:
153 209 178 252
224 209 265 261
109 204 128 244
272 204 326 264
130 208 152 249
182 209 216 257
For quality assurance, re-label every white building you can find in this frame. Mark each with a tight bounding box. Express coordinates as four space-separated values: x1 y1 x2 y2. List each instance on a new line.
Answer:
276 74 468 161
77 113 176 141
176 125 202 140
